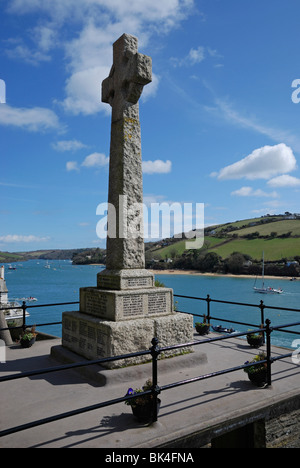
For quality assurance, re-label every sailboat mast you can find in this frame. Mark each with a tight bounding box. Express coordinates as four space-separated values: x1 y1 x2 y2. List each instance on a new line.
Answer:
262 251 265 288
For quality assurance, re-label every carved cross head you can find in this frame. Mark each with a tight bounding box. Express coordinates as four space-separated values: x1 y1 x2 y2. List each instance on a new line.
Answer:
102 34 152 120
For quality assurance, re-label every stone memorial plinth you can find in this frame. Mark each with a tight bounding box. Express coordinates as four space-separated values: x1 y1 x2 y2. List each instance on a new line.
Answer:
61 34 193 368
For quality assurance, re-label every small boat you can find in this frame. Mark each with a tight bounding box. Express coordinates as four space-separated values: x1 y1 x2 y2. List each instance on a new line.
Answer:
212 325 236 334
0 266 29 327
2 301 30 325
253 252 283 294
16 296 38 302
8 265 17 270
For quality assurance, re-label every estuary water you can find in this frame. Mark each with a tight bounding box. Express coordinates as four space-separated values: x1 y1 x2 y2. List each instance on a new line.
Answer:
4 260 300 349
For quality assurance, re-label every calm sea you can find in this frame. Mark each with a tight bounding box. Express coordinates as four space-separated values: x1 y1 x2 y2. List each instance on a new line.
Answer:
4 260 300 349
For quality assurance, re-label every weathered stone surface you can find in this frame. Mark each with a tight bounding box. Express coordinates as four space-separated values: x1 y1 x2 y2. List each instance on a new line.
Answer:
266 407 300 448
154 313 194 358
97 268 154 290
100 33 152 274
62 311 193 368
102 33 152 122
80 286 173 321
60 34 193 369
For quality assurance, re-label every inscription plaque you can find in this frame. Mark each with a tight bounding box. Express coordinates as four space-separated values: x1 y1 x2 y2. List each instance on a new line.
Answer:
123 294 143 317
84 292 107 316
148 293 167 315
126 277 152 288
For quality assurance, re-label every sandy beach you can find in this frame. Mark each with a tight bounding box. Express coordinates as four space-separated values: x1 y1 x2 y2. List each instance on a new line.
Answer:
91 265 297 281
149 269 295 281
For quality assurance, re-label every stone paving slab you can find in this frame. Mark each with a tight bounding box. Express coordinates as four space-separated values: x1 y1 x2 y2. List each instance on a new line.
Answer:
0 333 299 448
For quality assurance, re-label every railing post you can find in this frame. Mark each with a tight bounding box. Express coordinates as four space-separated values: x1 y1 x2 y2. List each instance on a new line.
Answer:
265 319 272 386
150 337 161 423
206 294 211 323
259 300 265 343
21 301 27 332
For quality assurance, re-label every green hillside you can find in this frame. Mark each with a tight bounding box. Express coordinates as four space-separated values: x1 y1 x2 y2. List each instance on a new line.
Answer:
229 219 300 238
207 237 299 261
1 215 299 274
148 215 300 263
0 252 24 263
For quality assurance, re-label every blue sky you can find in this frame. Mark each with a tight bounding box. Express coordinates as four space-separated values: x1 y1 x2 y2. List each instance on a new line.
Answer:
1 0 300 252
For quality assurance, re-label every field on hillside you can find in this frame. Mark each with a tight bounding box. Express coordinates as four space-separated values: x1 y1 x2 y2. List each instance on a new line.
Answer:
211 217 272 233
149 216 300 262
230 219 300 237
0 252 24 263
207 237 300 261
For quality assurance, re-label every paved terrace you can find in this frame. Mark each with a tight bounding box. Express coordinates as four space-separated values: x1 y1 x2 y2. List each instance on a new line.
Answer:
0 331 299 448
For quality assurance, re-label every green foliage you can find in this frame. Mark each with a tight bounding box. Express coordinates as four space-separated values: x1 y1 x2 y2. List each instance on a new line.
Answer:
125 379 153 407
72 248 106 264
244 352 267 375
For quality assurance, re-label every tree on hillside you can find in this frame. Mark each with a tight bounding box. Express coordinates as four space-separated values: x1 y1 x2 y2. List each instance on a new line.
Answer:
194 252 221 272
224 252 247 274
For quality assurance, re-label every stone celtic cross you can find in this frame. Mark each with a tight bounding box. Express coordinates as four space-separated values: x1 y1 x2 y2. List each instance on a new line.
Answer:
62 34 192 366
102 33 152 122
100 34 152 272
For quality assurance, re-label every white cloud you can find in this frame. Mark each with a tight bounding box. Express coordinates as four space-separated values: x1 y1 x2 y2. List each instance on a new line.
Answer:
141 73 160 102
187 46 205 64
205 96 300 152
5 41 51 65
142 159 172 174
53 139 88 152
0 104 61 131
66 152 109 172
66 161 79 172
81 152 109 168
5 0 195 115
231 186 279 198
7 0 194 27
171 45 223 68
61 65 110 116
171 46 205 67
267 174 300 188
213 144 297 181
0 234 50 243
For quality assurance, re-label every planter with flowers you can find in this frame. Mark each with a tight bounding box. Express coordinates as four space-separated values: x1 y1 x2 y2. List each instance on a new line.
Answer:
125 379 160 423
246 332 264 348
195 316 210 335
243 352 268 387
20 326 37 348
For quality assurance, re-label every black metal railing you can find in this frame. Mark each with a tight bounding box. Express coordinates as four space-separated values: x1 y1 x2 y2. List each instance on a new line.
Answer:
1 296 300 439
174 293 300 338
0 318 300 438
0 300 79 333
1 294 300 339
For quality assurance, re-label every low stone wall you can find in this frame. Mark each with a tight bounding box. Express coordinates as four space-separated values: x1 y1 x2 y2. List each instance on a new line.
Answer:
266 407 300 448
158 394 300 448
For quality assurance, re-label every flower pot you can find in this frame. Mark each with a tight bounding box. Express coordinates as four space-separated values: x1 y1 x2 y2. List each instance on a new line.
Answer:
248 370 267 387
196 324 210 335
20 337 36 348
247 334 263 348
131 398 161 423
